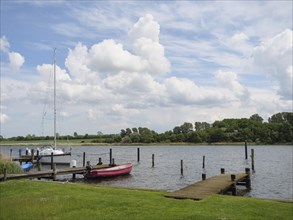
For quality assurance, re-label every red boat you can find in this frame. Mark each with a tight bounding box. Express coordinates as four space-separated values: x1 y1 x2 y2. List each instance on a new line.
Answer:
85 162 133 178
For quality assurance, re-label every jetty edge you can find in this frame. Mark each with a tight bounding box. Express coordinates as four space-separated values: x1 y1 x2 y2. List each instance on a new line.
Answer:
166 170 251 200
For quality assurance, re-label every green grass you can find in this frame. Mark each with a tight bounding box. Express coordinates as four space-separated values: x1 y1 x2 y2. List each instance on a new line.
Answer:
0 180 292 220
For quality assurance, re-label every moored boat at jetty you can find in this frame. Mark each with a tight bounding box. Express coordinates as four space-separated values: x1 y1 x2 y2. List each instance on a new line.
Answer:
36 146 71 165
84 162 133 178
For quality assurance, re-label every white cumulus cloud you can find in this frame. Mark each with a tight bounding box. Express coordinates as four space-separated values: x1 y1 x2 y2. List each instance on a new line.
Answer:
215 70 250 102
253 29 293 99
8 52 25 72
129 14 171 75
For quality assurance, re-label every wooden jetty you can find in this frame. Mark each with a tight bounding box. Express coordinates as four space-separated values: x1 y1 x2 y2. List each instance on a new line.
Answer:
0 164 111 181
166 170 251 200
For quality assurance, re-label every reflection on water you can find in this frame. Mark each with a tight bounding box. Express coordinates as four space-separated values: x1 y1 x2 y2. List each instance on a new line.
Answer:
1 145 292 201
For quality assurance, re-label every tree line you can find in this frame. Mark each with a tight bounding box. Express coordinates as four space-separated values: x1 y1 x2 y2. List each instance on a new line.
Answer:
1 112 292 144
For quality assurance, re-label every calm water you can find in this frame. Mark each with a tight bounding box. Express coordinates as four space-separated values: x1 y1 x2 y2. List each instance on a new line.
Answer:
1 145 292 201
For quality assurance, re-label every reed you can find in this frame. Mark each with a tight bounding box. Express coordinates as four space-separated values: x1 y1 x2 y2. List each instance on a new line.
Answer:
0 154 23 174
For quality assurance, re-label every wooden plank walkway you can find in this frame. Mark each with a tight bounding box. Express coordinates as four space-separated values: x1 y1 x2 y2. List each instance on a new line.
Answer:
0 164 111 181
165 173 249 200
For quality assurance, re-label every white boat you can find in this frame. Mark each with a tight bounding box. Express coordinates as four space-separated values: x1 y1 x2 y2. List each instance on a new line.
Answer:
35 49 71 165
36 146 71 165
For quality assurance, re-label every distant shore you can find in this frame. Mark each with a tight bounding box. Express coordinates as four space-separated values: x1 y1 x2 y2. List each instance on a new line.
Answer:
0 139 291 147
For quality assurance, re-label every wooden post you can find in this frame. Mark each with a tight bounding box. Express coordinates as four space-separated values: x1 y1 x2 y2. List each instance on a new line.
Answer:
231 174 236 196
19 149 22 157
97 157 102 165
245 140 248 159
3 167 7 181
152 154 154 167
251 149 255 172
72 164 76 179
180 160 183 175
10 149 12 161
245 168 251 189
202 155 205 169
231 174 236 181
52 164 57 181
221 168 225 174
202 173 206 180
83 152 86 167
137 148 140 162
31 149 34 162
38 162 42 171
112 158 115 165
109 148 112 164
50 152 54 170
26 149 28 155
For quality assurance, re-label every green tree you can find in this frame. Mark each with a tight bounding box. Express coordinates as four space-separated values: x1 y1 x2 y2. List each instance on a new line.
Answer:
180 122 193 134
125 128 132 135
250 114 263 123
130 132 141 143
173 126 182 134
120 129 126 138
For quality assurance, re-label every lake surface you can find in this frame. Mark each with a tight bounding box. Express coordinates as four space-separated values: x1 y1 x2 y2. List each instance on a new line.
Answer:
1 145 292 201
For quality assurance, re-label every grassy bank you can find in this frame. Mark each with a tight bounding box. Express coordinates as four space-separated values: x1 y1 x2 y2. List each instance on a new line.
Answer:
0 180 292 220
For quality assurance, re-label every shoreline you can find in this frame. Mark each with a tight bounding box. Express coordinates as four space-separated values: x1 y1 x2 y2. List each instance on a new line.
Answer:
0 141 292 147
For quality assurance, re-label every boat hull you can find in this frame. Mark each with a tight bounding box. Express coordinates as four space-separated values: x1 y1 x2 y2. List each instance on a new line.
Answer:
21 162 33 172
85 162 133 178
38 153 71 165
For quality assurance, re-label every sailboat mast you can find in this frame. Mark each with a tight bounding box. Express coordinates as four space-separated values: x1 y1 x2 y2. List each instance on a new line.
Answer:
53 48 57 149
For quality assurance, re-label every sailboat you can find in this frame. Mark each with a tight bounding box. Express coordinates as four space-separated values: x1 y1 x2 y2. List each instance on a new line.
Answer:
36 48 71 165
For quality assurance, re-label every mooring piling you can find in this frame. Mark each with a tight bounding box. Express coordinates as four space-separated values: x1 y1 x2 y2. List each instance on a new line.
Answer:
251 149 255 172
52 164 57 181
245 140 248 159
30 149 34 163
3 167 7 181
50 152 54 170
137 148 140 162
202 173 206 180
202 155 205 169
152 154 155 167
180 160 183 175
83 152 86 167
109 148 112 164
221 168 225 174
231 174 237 196
245 168 251 189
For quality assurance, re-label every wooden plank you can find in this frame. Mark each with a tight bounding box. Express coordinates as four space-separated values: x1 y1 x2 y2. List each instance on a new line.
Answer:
165 173 248 200
0 164 111 181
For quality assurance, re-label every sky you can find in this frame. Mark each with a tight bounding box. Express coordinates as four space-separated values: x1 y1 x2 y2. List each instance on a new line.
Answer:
0 0 292 138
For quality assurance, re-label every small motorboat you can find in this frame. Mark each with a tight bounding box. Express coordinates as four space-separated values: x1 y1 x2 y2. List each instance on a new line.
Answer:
84 162 133 178
21 162 33 172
